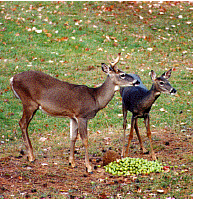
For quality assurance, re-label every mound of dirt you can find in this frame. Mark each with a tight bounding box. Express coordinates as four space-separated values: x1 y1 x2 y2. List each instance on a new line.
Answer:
102 150 121 166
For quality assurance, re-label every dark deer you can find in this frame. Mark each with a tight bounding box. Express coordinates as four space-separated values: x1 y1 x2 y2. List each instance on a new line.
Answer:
10 53 139 173
120 69 176 160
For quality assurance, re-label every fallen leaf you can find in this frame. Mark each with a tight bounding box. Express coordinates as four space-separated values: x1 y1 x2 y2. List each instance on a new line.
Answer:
104 137 111 141
113 42 118 47
41 163 48 166
87 65 95 70
139 15 144 19
85 48 90 51
157 189 164 193
46 33 52 37
181 169 189 173
163 166 170 172
35 29 42 33
39 137 47 142
64 21 69 26
11 7 17 11
97 48 103 51
147 47 153 51
159 108 167 112
61 37 68 41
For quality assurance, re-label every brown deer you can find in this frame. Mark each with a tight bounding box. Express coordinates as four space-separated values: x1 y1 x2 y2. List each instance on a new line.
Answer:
10 53 140 173
120 69 177 160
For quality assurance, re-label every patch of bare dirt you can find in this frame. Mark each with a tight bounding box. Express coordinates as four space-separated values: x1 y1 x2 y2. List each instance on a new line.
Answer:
0 129 192 198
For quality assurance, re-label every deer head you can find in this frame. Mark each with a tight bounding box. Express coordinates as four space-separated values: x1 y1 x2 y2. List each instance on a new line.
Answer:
101 53 140 87
150 69 177 95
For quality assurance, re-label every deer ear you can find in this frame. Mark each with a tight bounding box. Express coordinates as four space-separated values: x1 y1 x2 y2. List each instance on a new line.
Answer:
161 69 172 79
150 70 156 81
101 63 110 74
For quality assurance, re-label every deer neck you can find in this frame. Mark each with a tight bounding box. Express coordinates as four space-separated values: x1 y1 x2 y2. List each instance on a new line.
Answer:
95 75 116 110
142 84 161 109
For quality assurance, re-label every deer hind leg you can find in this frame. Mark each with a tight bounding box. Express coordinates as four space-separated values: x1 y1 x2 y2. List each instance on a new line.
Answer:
134 118 148 154
78 118 92 173
69 118 78 168
121 104 128 157
19 103 38 162
124 116 135 157
144 115 156 160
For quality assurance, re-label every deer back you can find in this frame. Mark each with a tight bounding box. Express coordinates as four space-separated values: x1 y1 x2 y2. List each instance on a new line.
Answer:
120 74 153 116
12 71 99 119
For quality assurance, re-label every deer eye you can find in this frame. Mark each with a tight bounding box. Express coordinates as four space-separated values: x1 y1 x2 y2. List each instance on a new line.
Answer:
120 73 126 79
159 81 164 85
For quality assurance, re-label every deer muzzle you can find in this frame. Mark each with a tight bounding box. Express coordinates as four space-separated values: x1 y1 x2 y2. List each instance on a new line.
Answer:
133 79 140 87
170 88 177 95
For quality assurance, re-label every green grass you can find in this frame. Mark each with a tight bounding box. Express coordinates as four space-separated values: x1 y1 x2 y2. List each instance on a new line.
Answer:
0 1 192 198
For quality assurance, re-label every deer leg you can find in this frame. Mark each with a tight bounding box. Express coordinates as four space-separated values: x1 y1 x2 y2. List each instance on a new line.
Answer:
134 118 148 154
19 104 38 162
121 104 128 157
124 116 135 157
144 115 156 160
78 118 92 173
69 118 78 168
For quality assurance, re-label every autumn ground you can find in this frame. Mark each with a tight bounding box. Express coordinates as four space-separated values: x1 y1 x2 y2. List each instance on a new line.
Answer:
0 1 193 198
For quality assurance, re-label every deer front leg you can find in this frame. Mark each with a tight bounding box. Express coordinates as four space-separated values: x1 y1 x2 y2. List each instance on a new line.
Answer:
78 118 93 173
69 118 78 168
144 115 156 160
134 118 148 154
121 105 128 157
124 116 135 157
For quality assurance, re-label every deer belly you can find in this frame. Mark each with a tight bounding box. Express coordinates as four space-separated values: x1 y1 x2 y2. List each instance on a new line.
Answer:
39 105 74 118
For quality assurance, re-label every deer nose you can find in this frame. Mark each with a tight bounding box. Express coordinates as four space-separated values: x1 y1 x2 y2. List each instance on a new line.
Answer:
133 79 140 86
170 88 177 95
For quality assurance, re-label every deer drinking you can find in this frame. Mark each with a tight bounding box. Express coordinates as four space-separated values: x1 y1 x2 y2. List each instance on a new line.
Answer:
10 53 139 173
120 69 176 160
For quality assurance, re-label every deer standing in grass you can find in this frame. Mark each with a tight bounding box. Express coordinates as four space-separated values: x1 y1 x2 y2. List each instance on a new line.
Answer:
10 53 139 173
120 69 176 160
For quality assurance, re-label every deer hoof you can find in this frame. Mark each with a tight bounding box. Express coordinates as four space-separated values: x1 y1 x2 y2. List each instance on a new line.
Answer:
151 153 157 160
86 167 93 173
121 151 125 158
69 162 77 168
143 150 149 154
152 156 157 161
141 147 148 154
27 156 36 163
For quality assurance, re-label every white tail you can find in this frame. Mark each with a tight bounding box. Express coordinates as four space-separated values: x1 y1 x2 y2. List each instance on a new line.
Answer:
10 53 140 173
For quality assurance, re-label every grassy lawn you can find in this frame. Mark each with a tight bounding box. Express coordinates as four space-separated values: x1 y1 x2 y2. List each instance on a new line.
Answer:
0 1 192 198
